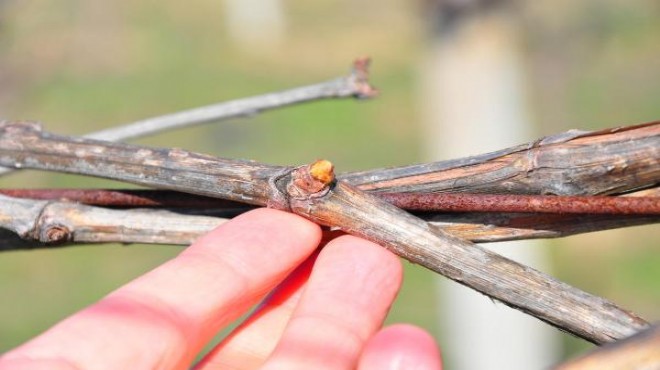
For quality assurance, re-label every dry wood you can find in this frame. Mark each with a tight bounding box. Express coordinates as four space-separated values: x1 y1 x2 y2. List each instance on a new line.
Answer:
554 323 660 370
345 121 660 196
0 121 651 344
0 122 285 204
0 194 225 248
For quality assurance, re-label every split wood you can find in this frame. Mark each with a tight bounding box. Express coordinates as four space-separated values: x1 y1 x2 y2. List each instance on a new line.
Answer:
1 121 658 345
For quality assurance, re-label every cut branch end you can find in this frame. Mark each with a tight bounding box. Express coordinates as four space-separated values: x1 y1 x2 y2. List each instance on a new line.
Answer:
351 57 379 99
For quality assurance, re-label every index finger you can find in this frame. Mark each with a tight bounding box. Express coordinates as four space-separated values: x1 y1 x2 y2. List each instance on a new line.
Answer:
0 208 321 370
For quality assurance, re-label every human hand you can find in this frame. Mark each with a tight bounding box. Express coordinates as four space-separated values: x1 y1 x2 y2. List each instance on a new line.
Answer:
0 208 442 369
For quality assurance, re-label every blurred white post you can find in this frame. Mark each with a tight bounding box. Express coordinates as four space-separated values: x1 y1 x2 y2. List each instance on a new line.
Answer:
420 3 560 369
222 0 286 53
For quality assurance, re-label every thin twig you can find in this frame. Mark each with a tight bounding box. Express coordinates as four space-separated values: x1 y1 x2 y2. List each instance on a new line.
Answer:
2 189 657 215
0 122 650 344
0 189 256 210
379 192 660 215
84 58 377 142
0 58 377 176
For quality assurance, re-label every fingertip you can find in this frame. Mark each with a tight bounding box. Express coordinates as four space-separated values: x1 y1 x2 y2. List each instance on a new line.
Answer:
359 324 442 370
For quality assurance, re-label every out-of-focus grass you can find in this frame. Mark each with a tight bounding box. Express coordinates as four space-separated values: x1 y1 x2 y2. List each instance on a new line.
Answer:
0 245 182 349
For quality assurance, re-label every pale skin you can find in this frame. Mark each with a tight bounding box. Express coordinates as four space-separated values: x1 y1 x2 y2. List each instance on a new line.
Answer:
0 208 442 369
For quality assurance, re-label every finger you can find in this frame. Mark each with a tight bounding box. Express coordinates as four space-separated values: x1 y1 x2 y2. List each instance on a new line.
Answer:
261 235 403 370
195 231 347 370
194 250 318 370
358 324 443 370
1 208 321 370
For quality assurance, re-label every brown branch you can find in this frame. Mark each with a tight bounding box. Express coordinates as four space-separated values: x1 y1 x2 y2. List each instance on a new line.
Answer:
554 323 660 369
3 189 658 215
380 192 660 215
0 189 256 210
0 122 650 344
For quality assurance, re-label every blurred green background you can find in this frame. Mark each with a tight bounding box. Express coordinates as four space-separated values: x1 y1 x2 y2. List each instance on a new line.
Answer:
0 0 658 364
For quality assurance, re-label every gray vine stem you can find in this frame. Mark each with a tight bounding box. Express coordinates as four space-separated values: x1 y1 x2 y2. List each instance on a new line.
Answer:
0 194 226 248
0 58 377 176
0 121 651 344
343 121 660 196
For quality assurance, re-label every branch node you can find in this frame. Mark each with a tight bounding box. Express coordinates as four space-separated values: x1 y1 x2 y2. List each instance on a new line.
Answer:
40 224 72 244
265 160 335 213
266 166 295 211
290 160 335 196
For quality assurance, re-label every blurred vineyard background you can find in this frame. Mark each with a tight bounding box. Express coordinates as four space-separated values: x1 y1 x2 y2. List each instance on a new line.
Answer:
0 0 658 366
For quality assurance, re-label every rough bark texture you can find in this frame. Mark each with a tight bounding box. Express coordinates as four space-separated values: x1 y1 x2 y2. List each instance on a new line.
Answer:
0 121 284 205
285 175 648 344
344 121 660 196
0 121 656 344
0 194 224 248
